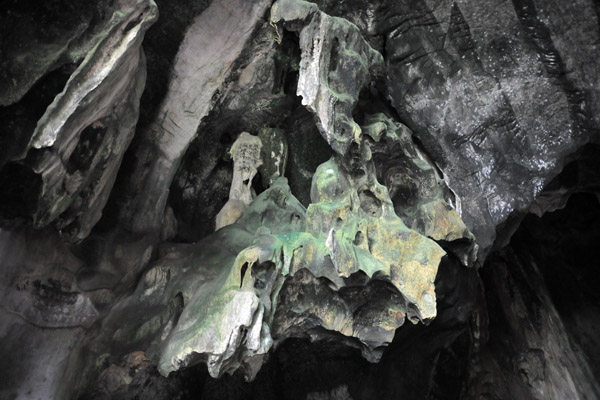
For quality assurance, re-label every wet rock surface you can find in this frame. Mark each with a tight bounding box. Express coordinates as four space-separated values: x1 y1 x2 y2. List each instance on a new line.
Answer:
378 0 599 257
1 0 599 399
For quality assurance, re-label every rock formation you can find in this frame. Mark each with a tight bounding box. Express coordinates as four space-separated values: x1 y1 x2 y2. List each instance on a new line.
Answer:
1 0 599 399
215 132 263 230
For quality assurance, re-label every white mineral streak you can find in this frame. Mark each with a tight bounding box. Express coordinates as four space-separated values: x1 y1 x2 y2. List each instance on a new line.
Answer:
215 132 263 230
297 20 325 108
31 2 157 149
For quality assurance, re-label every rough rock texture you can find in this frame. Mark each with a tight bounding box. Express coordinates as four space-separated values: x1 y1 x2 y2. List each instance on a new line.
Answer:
215 132 264 230
1 0 600 399
378 0 600 257
272 0 384 156
118 0 273 236
0 0 157 241
365 112 476 265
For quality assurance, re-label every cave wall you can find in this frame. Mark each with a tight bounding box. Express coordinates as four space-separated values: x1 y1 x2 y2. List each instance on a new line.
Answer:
0 0 599 399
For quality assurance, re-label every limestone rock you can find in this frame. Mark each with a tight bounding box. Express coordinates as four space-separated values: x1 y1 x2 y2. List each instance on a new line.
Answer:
307 157 444 322
216 132 263 230
365 113 477 265
120 0 273 236
0 0 158 242
272 0 384 156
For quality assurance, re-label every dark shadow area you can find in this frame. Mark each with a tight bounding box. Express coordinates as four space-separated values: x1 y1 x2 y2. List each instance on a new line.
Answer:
477 188 600 399
0 62 77 168
0 162 42 225
512 193 600 380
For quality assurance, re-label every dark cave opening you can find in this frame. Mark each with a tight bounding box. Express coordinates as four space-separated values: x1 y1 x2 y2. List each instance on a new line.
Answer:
511 192 600 379
0 162 42 225
479 189 600 398
0 62 77 168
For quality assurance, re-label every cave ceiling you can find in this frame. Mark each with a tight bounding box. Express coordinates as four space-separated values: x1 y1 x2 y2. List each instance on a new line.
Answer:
0 0 599 399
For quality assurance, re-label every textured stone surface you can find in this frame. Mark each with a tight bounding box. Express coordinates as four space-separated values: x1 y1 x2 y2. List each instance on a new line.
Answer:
366 112 476 265
377 0 600 257
1 0 600 399
216 132 263 230
272 0 384 156
119 0 272 236
0 0 157 242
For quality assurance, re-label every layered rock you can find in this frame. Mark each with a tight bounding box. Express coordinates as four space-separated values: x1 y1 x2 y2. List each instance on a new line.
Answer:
0 0 158 241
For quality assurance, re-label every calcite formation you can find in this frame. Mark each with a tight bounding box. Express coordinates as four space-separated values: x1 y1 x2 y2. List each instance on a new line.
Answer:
216 132 263 230
364 113 477 265
2 0 599 398
103 160 445 379
271 0 384 156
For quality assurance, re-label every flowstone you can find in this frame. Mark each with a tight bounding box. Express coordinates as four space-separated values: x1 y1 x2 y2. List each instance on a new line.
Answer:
94 149 445 380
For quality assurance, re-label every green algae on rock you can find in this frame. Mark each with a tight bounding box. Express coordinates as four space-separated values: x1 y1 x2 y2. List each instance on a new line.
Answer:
154 154 445 378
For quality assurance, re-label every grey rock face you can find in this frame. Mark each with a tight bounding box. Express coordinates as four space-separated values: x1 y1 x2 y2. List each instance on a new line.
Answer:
1 0 600 399
118 0 273 236
378 0 599 257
